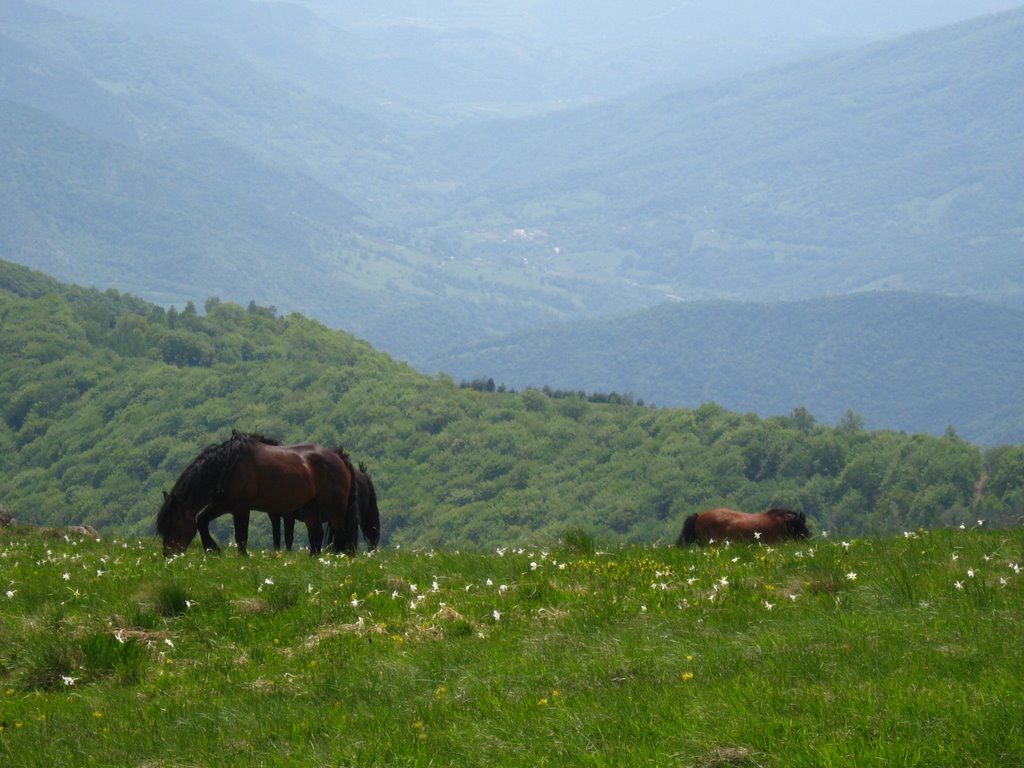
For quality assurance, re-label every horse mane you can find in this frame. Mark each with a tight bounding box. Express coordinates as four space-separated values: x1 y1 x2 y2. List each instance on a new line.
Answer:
156 432 273 536
231 429 280 446
766 507 809 535
677 513 698 546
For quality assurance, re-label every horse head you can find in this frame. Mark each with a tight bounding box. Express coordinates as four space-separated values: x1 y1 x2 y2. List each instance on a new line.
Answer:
784 510 811 539
156 490 200 556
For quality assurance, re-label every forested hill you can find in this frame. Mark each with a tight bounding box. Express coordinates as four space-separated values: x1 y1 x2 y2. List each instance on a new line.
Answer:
3 260 1023 549
430 293 1024 446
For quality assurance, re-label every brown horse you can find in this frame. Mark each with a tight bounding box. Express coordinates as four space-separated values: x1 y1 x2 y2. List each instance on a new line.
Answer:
676 507 810 545
270 456 380 553
157 432 356 556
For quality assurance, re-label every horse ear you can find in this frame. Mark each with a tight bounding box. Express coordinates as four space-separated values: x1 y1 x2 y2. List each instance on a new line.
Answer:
162 490 169 500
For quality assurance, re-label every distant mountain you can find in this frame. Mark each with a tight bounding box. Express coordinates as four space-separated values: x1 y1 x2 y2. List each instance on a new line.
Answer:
44 0 1023 119
2 0 1023 371
429 293 1024 446
422 6 1024 310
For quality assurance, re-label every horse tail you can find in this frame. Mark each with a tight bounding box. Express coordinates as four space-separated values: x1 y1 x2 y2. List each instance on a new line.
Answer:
677 513 698 546
360 469 381 550
333 447 360 553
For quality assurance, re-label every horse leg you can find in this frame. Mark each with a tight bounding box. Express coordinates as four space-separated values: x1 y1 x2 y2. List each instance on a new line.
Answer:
232 509 251 556
332 502 359 555
270 513 282 550
303 516 324 557
284 516 295 551
195 504 224 553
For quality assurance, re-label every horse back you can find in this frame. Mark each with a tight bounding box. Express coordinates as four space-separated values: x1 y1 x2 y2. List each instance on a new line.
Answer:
237 442 349 512
691 507 790 544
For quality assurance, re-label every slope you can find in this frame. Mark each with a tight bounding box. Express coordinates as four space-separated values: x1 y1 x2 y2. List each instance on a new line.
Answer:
6 260 1023 546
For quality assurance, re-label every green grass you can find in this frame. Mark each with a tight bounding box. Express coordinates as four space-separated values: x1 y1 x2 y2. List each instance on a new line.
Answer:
1 526 1022 766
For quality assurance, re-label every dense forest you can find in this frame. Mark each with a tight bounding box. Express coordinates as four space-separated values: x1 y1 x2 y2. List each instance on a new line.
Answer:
3 261 1022 550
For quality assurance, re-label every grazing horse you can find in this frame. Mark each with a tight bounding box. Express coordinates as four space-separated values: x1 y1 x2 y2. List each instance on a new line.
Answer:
272 458 380 552
156 432 356 556
676 507 810 546
353 461 381 551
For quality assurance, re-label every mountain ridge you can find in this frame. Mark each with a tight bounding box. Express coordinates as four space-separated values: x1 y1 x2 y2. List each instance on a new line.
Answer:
1 1 1021 367
429 292 1024 446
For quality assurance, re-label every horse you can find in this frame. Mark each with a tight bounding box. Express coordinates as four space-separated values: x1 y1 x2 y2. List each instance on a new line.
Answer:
352 461 381 550
676 507 810 546
156 432 356 556
271 458 380 552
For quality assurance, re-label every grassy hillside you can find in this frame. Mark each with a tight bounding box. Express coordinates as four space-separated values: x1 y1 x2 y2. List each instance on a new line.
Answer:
1 525 1022 765
430 292 1024 445
4 261 1024 550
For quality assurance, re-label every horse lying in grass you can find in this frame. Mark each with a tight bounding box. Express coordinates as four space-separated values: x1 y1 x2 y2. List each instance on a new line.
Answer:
157 432 356 556
677 507 810 545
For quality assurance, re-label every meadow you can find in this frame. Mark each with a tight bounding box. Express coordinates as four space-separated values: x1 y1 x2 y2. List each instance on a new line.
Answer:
1 524 1022 767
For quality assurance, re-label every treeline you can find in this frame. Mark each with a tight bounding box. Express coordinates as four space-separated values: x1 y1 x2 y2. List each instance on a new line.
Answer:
2 261 1023 550
460 377 644 407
